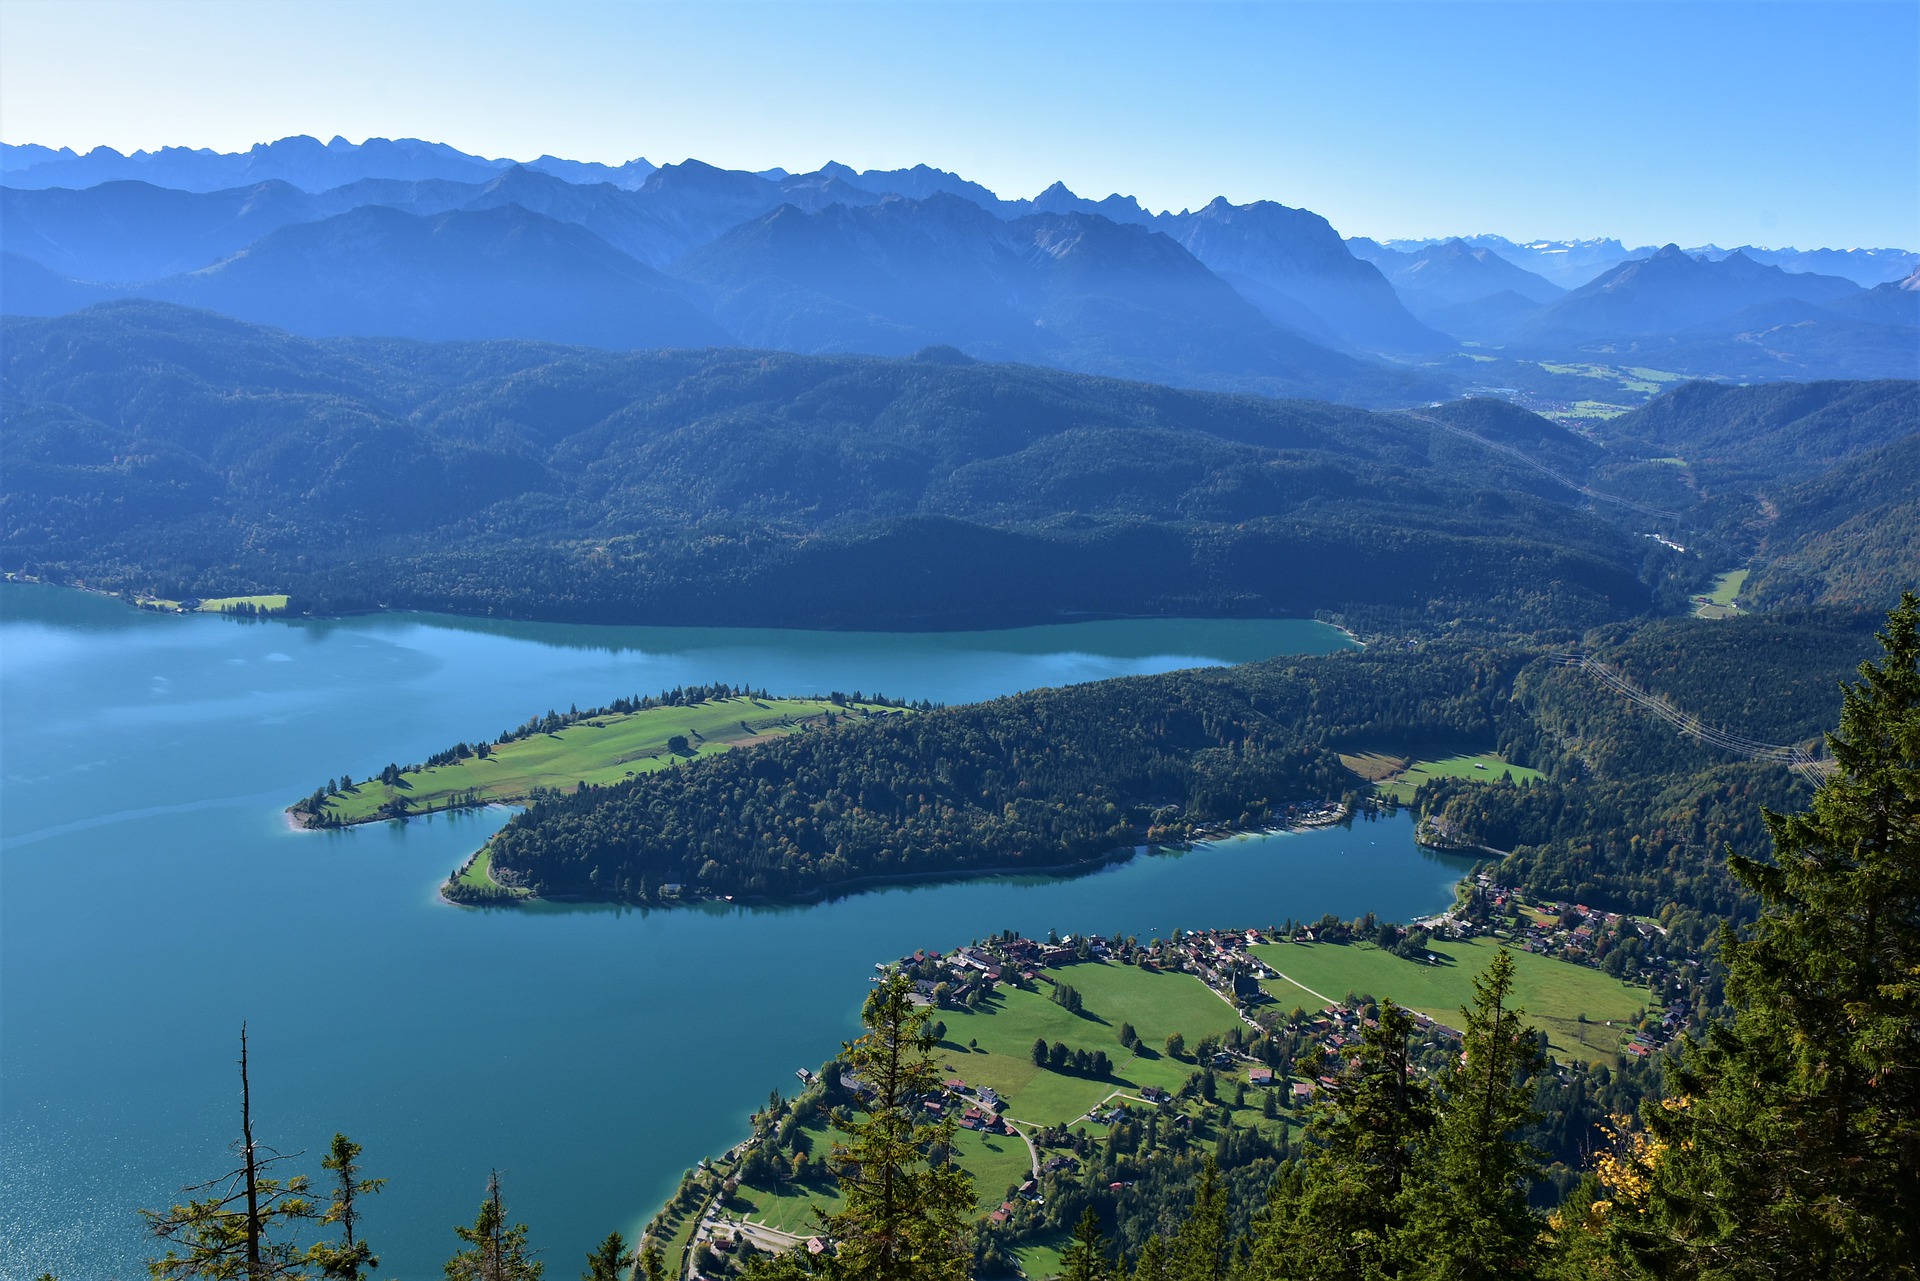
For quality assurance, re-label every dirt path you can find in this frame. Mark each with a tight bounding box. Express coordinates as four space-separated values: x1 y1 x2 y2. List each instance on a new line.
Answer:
1259 966 1337 1006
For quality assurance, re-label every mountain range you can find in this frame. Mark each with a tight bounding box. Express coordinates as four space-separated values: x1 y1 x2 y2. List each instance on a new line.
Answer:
1360 233 1917 290
5 302 1909 632
3 135 1915 404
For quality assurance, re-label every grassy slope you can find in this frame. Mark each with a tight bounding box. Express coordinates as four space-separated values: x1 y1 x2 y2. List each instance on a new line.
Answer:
1253 937 1645 1062
309 697 897 823
1692 568 1749 619
1341 749 1545 803
138 593 290 613
728 961 1270 1255
720 947 1637 1269
931 962 1244 1123
454 848 511 895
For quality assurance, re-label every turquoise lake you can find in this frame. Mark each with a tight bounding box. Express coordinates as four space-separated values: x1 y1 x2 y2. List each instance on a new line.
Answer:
0 583 1474 1280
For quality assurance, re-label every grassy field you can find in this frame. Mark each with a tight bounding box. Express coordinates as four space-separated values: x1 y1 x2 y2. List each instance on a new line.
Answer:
1340 749 1545 804
1692 568 1749 619
1565 399 1632 420
306 696 899 824
452 848 519 896
1252 937 1646 1063
929 962 1244 1124
725 961 1290 1273
734 1169 842 1235
138 593 290 614
1535 362 1685 397
655 1201 705 1272
681 946 1638 1275
1014 1236 1069 1280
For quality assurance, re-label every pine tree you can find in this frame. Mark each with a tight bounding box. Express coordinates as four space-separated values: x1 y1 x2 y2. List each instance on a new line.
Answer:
1397 950 1544 1280
1634 592 1920 1278
1171 1156 1231 1281
1060 1206 1110 1281
307 1134 383 1280
143 1025 317 1280
445 1171 542 1281
1251 999 1433 1278
581 1232 628 1281
1131 1233 1171 1281
749 972 973 1281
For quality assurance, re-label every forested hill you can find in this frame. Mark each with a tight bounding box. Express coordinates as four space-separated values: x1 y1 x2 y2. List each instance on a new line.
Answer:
479 645 1518 903
2 302 1652 630
476 613 1850 917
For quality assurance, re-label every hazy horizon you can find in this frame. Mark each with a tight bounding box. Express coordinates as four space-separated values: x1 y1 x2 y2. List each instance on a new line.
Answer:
3 0 1914 250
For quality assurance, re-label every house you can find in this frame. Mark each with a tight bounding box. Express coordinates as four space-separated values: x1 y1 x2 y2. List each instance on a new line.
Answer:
1232 973 1263 1003
1248 1067 1274 1085
1291 1081 1315 1100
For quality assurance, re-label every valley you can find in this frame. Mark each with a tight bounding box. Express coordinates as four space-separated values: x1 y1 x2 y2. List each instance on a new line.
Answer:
0 81 1913 1281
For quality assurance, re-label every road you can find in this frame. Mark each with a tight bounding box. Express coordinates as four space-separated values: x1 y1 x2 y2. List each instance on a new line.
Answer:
1554 653 1830 786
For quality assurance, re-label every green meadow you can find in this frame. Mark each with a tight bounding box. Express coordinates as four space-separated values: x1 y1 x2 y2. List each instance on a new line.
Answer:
1341 749 1544 804
304 696 898 824
1693 568 1748 619
929 961 1244 1123
1252 937 1646 1063
724 960 1284 1253
706 943 1635 1271
138 593 290 614
452 848 518 896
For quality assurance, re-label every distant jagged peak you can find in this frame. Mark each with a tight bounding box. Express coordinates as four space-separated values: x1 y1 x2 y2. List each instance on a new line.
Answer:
641 157 779 198
523 153 657 189
1028 180 1154 224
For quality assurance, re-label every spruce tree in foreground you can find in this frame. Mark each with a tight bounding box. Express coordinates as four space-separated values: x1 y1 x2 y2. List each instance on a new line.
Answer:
143 1025 318 1280
743 971 974 1281
1171 1156 1233 1281
310 1134 384 1279
445 1171 543 1281
1059 1206 1111 1281
1396 949 1544 1280
1250 999 1433 1278
1624 591 1920 1278
581 1231 629 1281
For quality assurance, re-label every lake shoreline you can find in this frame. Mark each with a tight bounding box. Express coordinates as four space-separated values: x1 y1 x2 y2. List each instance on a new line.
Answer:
3 575 1361 641
1 581 1427 1281
447 801 1374 911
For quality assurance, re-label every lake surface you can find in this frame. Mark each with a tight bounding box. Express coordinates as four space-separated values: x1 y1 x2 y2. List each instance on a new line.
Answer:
0 584 1471 1280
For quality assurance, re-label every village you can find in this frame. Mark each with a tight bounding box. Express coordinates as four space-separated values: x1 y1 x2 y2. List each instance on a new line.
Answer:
663 898 1677 1281
1421 872 1690 1059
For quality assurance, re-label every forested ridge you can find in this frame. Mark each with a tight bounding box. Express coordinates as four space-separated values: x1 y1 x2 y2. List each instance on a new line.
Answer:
472 597 1901 935
707 601 1915 1281
479 644 1516 901
0 302 1714 631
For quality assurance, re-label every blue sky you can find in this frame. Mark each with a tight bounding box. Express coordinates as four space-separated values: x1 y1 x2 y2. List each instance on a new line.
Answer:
2 0 1914 248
